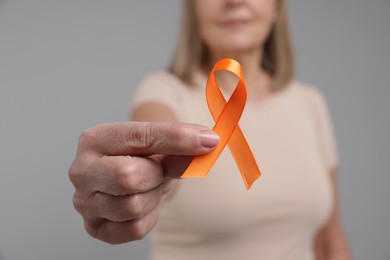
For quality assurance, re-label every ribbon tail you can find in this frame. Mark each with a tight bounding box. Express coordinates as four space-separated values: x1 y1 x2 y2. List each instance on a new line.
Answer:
228 126 261 190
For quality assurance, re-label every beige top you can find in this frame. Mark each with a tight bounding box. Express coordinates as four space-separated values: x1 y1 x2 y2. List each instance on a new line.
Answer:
131 71 338 260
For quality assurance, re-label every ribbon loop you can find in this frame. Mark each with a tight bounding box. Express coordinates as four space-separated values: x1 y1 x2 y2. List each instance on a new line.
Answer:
181 58 261 190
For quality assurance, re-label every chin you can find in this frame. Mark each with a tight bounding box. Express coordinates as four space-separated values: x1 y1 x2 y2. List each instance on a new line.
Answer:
212 32 262 54
219 41 260 54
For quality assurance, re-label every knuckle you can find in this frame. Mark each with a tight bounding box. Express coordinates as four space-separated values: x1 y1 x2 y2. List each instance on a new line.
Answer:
83 219 101 240
129 210 158 241
68 158 92 190
78 127 97 148
124 194 145 218
68 161 82 187
72 194 84 214
129 219 149 241
116 161 141 192
84 219 119 244
125 123 157 151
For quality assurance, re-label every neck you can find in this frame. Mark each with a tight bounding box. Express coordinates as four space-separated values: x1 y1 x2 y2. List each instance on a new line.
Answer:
204 48 273 100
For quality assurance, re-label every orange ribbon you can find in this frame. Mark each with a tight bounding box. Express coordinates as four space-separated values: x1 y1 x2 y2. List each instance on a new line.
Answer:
181 58 261 190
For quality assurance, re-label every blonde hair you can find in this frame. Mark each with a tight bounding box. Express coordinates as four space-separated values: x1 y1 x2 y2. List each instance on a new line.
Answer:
168 0 294 90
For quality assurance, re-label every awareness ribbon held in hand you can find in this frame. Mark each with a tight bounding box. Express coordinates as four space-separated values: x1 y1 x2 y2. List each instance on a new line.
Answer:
181 58 261 190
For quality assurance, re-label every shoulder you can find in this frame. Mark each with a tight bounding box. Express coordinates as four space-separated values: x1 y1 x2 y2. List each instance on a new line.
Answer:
289 81 335 134
138 70 188 91
290 81 325 100
289 81 330 111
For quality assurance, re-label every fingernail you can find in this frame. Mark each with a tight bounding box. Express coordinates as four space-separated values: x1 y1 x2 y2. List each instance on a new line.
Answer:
199 130 220 148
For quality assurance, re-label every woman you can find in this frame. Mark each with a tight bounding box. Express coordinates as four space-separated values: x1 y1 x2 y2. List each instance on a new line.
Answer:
69 0 351 259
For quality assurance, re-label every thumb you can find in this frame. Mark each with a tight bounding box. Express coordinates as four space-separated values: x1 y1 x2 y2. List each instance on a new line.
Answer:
85 122 220 156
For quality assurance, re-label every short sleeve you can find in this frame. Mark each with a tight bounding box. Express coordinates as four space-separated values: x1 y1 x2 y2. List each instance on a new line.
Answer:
130 71 186 121
305 87 339 170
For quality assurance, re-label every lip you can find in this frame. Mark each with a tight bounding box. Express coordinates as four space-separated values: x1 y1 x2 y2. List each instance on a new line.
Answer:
221 18 250 29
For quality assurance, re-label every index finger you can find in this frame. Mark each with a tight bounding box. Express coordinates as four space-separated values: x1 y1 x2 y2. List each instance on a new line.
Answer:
78 122 220 156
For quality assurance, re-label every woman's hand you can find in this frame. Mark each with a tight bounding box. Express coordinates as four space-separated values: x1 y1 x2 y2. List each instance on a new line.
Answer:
315 169 352 260
68 122 219 244
315 224 352 260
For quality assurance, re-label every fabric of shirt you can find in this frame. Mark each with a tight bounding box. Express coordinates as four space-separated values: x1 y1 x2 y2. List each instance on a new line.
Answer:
130 70 339 260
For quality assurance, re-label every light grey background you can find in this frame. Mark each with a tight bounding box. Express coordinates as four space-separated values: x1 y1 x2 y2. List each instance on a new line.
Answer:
1 1 389 260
